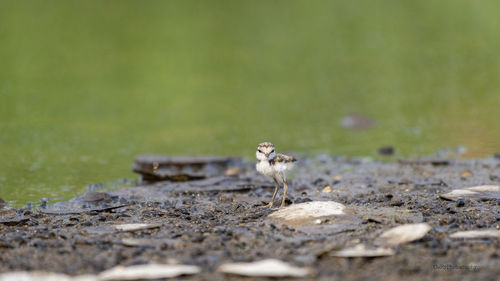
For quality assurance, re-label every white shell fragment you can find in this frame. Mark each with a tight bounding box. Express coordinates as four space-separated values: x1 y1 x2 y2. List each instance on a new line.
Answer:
466 185 500 192
0 272 97 281
112 223 161 232
331 244 395 257
375 223 431 246
450 230 500 239
217 259 310 277
99 264 201 280
270 201 346 222
440 185 500 201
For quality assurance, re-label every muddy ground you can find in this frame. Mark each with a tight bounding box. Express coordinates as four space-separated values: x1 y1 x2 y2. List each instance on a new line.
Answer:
0 155 499 280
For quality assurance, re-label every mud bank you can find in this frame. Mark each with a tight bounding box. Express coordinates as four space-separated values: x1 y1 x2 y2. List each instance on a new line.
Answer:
0 155 499 280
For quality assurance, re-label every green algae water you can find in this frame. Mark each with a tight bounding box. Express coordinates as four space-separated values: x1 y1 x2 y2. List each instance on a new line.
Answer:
1 0 500 206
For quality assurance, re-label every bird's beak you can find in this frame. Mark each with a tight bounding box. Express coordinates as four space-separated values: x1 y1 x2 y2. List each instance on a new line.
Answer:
265 153 270 157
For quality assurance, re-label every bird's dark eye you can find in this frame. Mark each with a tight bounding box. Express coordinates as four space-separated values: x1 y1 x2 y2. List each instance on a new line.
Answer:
258 149 263 153
271 149 275 153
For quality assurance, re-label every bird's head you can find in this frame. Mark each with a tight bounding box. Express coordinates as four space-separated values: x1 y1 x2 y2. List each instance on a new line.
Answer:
256 142 276 160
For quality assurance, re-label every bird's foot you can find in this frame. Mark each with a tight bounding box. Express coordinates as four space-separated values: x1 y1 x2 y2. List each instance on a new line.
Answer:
267 201 274 208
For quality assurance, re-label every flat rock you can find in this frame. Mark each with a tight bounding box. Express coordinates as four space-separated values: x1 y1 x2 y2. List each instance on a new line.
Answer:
0 216 29 226
217 259 310 277
270 201 346 223
99 264 200 280
133 155 241 182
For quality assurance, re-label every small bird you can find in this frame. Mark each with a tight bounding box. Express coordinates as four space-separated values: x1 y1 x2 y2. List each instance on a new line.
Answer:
255 142 296 208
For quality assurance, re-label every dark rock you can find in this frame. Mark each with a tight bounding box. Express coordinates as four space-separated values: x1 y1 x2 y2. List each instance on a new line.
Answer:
0 216 29 226
294 197 313 204
378 146 395 156
132 155 242 182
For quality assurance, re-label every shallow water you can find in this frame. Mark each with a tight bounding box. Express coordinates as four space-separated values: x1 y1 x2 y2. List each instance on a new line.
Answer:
1 0 500 206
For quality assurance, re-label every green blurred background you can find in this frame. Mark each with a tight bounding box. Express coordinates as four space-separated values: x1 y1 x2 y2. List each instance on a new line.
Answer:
1 0 500 206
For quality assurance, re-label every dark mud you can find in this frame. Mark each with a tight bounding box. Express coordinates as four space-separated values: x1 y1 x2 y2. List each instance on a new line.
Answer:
0 155 499 280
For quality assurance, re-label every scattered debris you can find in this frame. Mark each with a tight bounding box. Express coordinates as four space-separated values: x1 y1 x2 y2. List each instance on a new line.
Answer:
450 230 500 239
331 244 395 257
217 259 310 277
99 264 200 280
375 223 431 246
439 185 500 201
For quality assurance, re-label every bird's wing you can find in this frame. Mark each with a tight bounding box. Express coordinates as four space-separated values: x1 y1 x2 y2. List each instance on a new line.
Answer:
272 153 297 163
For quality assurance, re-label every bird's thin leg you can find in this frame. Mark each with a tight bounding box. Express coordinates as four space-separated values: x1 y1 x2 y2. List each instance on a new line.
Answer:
267 178 280 208
280 180 288 208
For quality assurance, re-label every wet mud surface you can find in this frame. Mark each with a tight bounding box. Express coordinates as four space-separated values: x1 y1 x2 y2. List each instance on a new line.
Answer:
1 155 499 280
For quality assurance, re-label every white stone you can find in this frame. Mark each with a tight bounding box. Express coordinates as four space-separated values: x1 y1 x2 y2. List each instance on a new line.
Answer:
466 185 499 192
270 201 346 222
217 259 310 277
375 223 431 246
0 272 96 281
450 230 500 239
331 244 395 257
112 223 161 232
99 264 200 280
440 185 500 201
